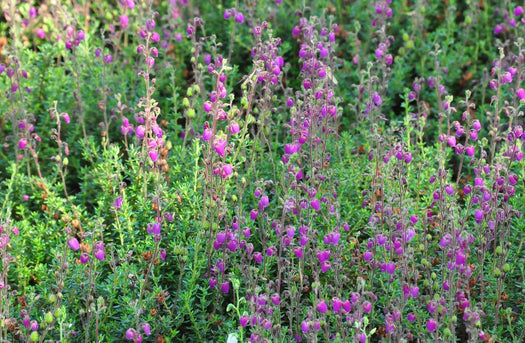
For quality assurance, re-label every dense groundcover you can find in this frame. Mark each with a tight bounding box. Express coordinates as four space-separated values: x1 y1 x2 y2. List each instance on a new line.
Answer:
0 0 524 342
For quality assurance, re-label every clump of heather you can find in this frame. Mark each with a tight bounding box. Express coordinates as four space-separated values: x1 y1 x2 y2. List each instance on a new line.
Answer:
0 0 524 342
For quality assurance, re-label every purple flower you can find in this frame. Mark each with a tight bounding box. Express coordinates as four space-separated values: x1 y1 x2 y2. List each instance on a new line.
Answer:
104 54 112 64
363 301 372 313
301 321 310 333
494 24 504 35
126 328 136 340
293 247 303 259
440 234 452 248
37 28 45 39
229 122 240 134
271 293 280 306
240 315 249 327
216 232 226 244
466 145 475 157
141 323 151 335
479 331 487 340
456 252 466 265
146 222 161 236
18 138 27 150
227 240 238 252
284 143 300 155
202 128 212 141
146 56 155 67
410 286 419 298
363 251 373 261
120 15 129 29
149 149 158 162
213 138 227 156
135 125 146 139
68 238 80 251
443 280 450 291
372 92 382 106
515 6 524 16
426 319 437 332
94 250 105 261
404 229 415 242
342 300 351 313
259 195 269 211
80 253 89 264
320 261 331 272
29 6 37 18
203 101 213 113
474 209 483 223
250 209 258 221
221 164 233 179
235 12 244 24
151 32 160 42
317 250 331 263
376 234 387 245
253 252 262 263
303 79 311 90
447 135 456 147
445 184 454 195
386 262 396 275
310 198 320 211
517 88 525 100
221 281 229 293
316 300 328 313
474 177 483 187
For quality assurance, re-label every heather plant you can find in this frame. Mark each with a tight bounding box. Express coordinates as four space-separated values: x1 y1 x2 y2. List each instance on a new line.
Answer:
0 0 524 342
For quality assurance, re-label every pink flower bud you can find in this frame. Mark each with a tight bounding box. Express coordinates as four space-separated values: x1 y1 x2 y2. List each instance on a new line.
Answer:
18 138 28 150
149 149 158 162
235 12 244 24
213 138 227 156
229 122 240 134
517 88 525 100
202 128 212 141
68 238 80 251
146 57 155 67
316 300 328 313
135 125 146 139
120 15 129 29
151 31 160 42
